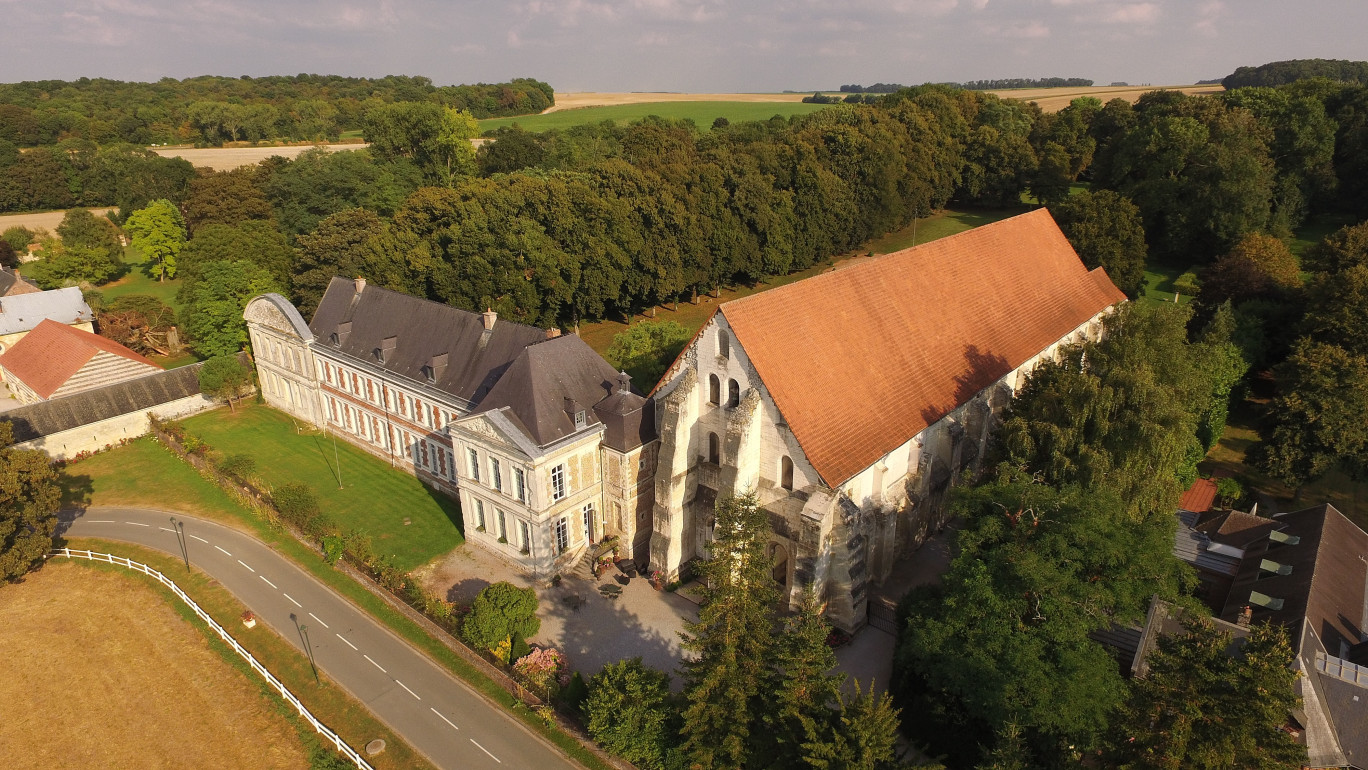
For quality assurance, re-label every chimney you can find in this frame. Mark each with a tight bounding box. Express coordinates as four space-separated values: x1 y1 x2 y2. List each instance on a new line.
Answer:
616 371 632 394
482 308 497 331
546 327 562 339
354 277 366 294
1238 605 1253 628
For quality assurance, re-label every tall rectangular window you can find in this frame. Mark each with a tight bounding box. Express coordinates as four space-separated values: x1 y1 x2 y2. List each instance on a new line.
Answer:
449 452 457 480
553 517 569 553
514 468 526 503
468 448 480 482
474 499 485 530
496 509 506 541
582 503 596 544
519 520 530 554
491 458 503 493
550 464 566 502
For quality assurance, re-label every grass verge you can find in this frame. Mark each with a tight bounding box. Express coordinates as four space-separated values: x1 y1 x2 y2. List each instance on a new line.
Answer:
60 438 612 770
178 403 463 571
55 541 430 769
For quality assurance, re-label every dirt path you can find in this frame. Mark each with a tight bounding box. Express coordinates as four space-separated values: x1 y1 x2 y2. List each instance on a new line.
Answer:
0 562 308 769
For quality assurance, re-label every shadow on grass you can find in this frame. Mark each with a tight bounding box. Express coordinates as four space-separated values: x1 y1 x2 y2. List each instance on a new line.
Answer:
309 432 344 488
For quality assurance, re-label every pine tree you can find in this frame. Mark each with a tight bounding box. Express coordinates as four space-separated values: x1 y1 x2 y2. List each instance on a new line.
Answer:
801 683 903 770
679 492 778 769
757 590 845 768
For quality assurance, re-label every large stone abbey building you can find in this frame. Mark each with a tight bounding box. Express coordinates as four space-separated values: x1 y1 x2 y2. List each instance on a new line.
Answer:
245 209 1125 631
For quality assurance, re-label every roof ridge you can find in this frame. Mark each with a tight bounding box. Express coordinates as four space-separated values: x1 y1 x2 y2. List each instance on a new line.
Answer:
337 278 547 336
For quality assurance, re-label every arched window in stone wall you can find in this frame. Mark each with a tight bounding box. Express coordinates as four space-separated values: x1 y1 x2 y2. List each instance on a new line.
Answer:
708 432 720 464
728 379 740 408
781 456 794 490
718 329 730 359
709 374 720 405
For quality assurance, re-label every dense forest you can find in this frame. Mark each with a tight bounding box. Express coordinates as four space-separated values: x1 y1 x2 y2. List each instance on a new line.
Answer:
0 75 553 147
1224 58 1368 89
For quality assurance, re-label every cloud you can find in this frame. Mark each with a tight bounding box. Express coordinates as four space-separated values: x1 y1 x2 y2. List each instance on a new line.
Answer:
1103 2 1160 24
982 19 1050 39
1194 1 1225 37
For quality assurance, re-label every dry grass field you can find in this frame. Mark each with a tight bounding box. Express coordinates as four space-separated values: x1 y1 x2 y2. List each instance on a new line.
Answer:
0 208 115 236
150 143 366 171
985 84 1221 111
0 562 309 770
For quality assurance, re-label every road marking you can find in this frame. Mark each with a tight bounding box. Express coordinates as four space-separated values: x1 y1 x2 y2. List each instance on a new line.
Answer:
215 546 231 556
125 522 150 527
158 527 176 533
283 593 302 608
237 559 255 572
430 708 459 731
308 612 328 628
336 634 357 650
470 739 501 763
189 534 208 543
88 520 115 523
260 575 277 589
364 655 386 673
396 680 421 700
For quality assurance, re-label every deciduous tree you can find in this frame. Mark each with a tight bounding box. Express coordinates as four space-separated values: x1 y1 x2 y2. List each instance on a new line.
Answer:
0 423 62 582
584 658 679 770
197 354 251 412
1050 189 1148 297
460 581 541 654
123 199 186 281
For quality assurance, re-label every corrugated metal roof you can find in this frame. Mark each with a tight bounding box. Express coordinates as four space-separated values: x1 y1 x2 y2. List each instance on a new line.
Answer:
720 209 1126 486
0 286 93 335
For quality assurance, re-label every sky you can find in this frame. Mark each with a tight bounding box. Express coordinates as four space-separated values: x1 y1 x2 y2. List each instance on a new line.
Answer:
2 0 1366 92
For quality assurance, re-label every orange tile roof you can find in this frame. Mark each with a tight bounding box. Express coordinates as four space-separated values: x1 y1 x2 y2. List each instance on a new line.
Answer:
0 318 157 399
721 209 1126 486
1179 478 1219 514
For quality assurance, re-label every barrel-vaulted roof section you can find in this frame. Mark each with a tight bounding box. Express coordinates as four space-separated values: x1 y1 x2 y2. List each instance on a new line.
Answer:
720 209 1126 486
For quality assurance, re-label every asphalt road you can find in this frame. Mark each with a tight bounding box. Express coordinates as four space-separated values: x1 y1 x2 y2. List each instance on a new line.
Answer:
59 507 579 770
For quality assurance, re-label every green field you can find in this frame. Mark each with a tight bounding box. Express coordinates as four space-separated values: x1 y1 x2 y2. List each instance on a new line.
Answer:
179 403 464 571
479 100 831 133
98 243 184 311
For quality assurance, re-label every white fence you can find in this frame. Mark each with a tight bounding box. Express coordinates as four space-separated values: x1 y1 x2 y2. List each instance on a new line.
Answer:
48 548 374 770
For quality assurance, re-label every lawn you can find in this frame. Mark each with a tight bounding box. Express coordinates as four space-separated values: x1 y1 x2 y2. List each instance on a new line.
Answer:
179 403 464 571
98 243 184 311
1288 212 1357 260
479 100 831 133
1140 262 1198 306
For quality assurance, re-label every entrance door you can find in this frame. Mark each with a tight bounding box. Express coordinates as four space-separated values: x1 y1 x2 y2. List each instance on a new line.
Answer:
582 503 597 545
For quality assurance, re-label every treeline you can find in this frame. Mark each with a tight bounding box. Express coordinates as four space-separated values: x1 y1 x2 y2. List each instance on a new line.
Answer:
0 143 193 215
1224 58 1368 89
802 92 880 104
954 77 1094 90
0 75 552 147
838 83 906 93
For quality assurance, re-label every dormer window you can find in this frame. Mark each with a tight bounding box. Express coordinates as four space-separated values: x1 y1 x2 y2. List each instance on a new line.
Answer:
575 410 587 429
377 335 397 364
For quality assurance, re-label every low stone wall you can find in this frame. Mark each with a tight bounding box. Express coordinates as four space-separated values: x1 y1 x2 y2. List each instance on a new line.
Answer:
14 394 218 461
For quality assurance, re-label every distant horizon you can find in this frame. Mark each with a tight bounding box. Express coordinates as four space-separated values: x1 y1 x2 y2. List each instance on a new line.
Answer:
2 0 1364 93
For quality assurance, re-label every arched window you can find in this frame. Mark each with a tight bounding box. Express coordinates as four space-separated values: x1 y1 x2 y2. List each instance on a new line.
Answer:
708 432 720 464
781 456 794 490
718 329 730 359
728 379 740 408
709 374 721 405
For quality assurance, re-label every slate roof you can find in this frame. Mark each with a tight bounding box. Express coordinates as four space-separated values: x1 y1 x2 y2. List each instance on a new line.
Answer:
719 208 1126 486
593 372 656 452
0 269 41 297
1 357 230 443
309 278 548 408
473 334 623 447
0 319 159 399
0 286 94 336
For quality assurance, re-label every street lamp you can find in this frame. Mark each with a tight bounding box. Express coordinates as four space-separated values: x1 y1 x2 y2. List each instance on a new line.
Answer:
169 517 189 572
291 613 320 684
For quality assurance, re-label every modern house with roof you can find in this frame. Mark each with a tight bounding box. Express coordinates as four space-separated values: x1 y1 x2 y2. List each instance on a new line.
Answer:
0 319 161 405
648 209 1128 630
0 285 94 354
1156 501 1368 768
243 278 655 576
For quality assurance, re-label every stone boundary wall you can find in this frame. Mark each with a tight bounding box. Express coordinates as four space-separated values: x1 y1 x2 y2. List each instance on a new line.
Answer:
14 394 217 461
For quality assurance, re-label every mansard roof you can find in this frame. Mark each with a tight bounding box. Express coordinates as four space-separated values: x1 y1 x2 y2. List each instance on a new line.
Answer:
309 278 548 407
720 208 1126 486
0 319 159 400
473 334 623 447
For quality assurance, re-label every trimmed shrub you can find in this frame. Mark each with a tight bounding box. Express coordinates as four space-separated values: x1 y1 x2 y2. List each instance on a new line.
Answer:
461 581 541 654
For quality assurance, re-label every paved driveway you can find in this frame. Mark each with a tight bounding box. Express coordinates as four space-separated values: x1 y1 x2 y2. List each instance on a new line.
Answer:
59 507 582 770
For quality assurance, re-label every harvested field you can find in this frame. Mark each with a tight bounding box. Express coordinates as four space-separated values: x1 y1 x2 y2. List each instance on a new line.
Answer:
0 208 115 236
985 84 1221 111
151 143 367 171
546 91 810 112
0 561 308 770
